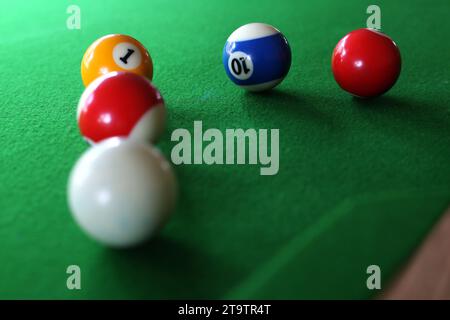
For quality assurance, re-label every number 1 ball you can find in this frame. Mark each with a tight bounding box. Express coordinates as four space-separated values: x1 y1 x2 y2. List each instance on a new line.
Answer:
332 28 401 98
223 23 292 92
81 34 153 87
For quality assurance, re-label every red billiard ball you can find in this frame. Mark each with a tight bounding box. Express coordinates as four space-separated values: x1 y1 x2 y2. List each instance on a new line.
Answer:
332 28 401 98
77 72 165 144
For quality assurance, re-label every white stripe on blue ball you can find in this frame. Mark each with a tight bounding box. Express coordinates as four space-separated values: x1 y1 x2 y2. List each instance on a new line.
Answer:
227 23 280 42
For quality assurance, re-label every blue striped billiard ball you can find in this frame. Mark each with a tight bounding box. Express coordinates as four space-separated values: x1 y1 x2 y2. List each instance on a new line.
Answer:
223 23 292 92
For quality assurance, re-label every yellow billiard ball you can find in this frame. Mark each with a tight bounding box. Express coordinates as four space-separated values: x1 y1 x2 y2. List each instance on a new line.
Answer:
81 34 153 87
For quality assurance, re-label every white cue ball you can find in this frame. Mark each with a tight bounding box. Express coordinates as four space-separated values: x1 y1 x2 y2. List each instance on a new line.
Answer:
67 138 177 248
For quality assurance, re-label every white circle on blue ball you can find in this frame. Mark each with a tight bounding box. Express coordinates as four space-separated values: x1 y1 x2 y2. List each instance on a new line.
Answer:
228 51 254 80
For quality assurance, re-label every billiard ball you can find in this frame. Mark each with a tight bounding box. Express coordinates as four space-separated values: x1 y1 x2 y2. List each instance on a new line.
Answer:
81 34 153 87
332 28 401 98
77 71 165 144
68 138 177 248
223 23 292 91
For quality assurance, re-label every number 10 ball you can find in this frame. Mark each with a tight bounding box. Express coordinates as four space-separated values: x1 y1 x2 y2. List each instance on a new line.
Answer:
223 23 292 92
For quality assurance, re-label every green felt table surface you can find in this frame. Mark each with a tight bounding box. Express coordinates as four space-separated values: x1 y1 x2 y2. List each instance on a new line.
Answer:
1 0 449 299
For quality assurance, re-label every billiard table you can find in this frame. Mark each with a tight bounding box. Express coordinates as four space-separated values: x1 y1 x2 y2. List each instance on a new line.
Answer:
1 0 449 299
